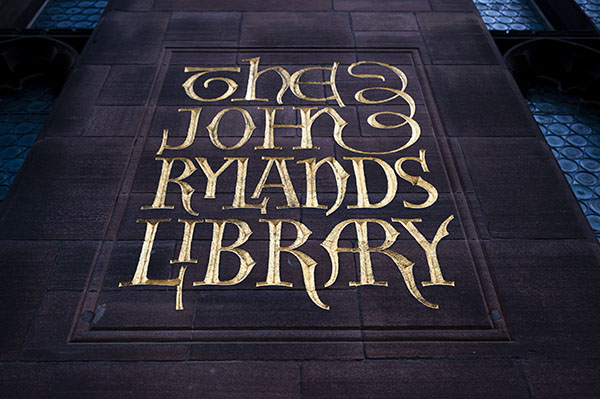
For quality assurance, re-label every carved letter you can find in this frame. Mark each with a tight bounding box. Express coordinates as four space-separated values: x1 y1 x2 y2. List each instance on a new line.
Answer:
256 106 348 150
252 157 300 209
171 219 204 264
258 219 328 310
321 219 438 309
393 215 455 287
293 107 347 150
157 108 202 155
119 219 188 311
255 107 287 150
142 157 198 216
206 107 256 150
194 219 255 286
297 157 349 215
223 158 269 214
182 67 240 102
232 57 291 104
290 63 345 107
347 61 409 104
394 149 438 209
195 157 236 199
334 61 420 154
345 157 397 209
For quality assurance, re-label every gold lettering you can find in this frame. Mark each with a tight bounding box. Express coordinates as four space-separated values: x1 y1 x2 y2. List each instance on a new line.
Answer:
335 110 421 155
347 61 408 102
120 219 173 286
182 67 240 102
394 149 438 209
298 157 349 215
336 61 420 154
195 157 236 199
258 219 328 310
345 157 397 209
123 60 456 313
334 117 420 155
232 57 291 104
321 219 437 309
255 106 286 150
356 88 413 105
223 158 269 214
174 265 187 311
142 157 198 216
256 106 348 150
157 108 202 155
119 219 188 311
206 107 256 150
293 107 346 150
365 111 421 153
393 215 455 287
171 219 203 264
290 63 345 107
252 157 300 209
321 219 388 288
193 219 255 286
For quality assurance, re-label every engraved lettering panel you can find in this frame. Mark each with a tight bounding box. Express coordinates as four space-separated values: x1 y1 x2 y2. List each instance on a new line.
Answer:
74 50 505 343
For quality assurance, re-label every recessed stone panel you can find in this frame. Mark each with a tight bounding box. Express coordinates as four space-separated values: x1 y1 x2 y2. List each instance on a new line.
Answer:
69 48 504 348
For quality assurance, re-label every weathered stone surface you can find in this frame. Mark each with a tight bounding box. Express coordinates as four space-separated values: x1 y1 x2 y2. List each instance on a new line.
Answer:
355 31 424 48
83 106 145 137
301 360 529 398
418 12 499 64
522 360 600 399
430 0 476 11
0 138 132 240
84 11 169 65
0 363 55 398
43 65 110 137
483 240 600 356
189 342 364 360
460 138 586 239
166 12 241 44
0 241 60 360
351 12 419 31
97 65 157 105
240 13 354 47
334 0 431 11
111 0 155 11
155 0 331 11
427 65 537 137
20 292 190 361
49 362 299 398
48 241 101 291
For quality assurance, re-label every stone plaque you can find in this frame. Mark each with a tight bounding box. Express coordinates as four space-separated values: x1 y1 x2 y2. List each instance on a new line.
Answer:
70 49 507 349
